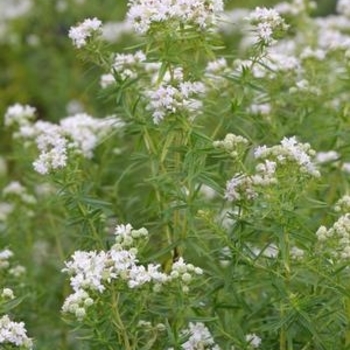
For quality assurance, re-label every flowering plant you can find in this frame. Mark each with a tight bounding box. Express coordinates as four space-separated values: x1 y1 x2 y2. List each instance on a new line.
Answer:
2 0 350 349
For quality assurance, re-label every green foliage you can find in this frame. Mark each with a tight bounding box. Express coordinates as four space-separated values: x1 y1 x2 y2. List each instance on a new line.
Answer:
0 0 349 349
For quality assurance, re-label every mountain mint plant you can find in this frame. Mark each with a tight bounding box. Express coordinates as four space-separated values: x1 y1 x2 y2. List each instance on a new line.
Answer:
3 0 350 349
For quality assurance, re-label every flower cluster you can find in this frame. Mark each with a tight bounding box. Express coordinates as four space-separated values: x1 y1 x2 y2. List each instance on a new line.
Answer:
3 181 36 205
289 79 321 96
274 0 316 17
0 0 32 21
224 136 319 202
146 80 205 124
4 103 36 128
0 249 26 277
0 247 31 348
31 121 68 175
0 249 14 270
245 7 289 45
176 322 221 350
316 215 350 261
334 195 350 213
254 136 320 178
315 151 339 165
100 50 146 87
337 0 350 18
68 17 102 48
127 0 224 34
1 288 15 300
204 58 230 86
62 223 203 320
245 333 262 348
61 289 94 321
213 133 249 157
225 175 256 202
4 104 124 175
0 315 33 349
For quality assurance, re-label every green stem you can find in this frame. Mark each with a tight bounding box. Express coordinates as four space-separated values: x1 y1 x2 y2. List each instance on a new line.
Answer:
111 291 133 350
280 227 291 350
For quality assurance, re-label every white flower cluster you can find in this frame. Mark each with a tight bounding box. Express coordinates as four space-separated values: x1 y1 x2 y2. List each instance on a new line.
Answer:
101 20 134 43
316 215 350 261
100 50 146 88
254 136 320 178
31 122 68 175
274 0 316 17
0 0 32 21
0 249 13 269
146 80 205 124
112 51 146 80
245 7 289 45
0 249 26 277
1 288 15 300
114 223 148 248
315 151 339 165
334 195 350 213
62 223 203 320
245 333 262 348
0 315 33 349
225 136 319 202
178 322 221 350
290 246 305 261
225 174 256 202
213 133 249 157
251 160 278 186
248 103 271 116
299 47 326 61
4 103 36 128
337 0 350 18
62 289 94 321
4 105 124 175
314 16 350 52
2 181 36 205
127 0 224 34
60 113 121 158
204 58 230 86
68 17 102 48
289 79 321 96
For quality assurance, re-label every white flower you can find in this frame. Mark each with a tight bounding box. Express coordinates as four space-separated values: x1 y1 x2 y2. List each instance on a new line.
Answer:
4 103 36 127
102 20 133 43
181 322 220 350
2 181 36 205
111 51 146 80
290 246 304 260
337 0 350 18
1 288 14 300
335 195 350 213
315 151 339 164
146 80 205 124
316 214 350 261
245 7 288 44
68 17 102 48
246 333 261 348
0 0 32 21
254 136 320 178
62 289 93 320
100 73 115 88
62 251 108 292
127 0 224 34
0 315 33 349
225 175 256 202
300 47 326 61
